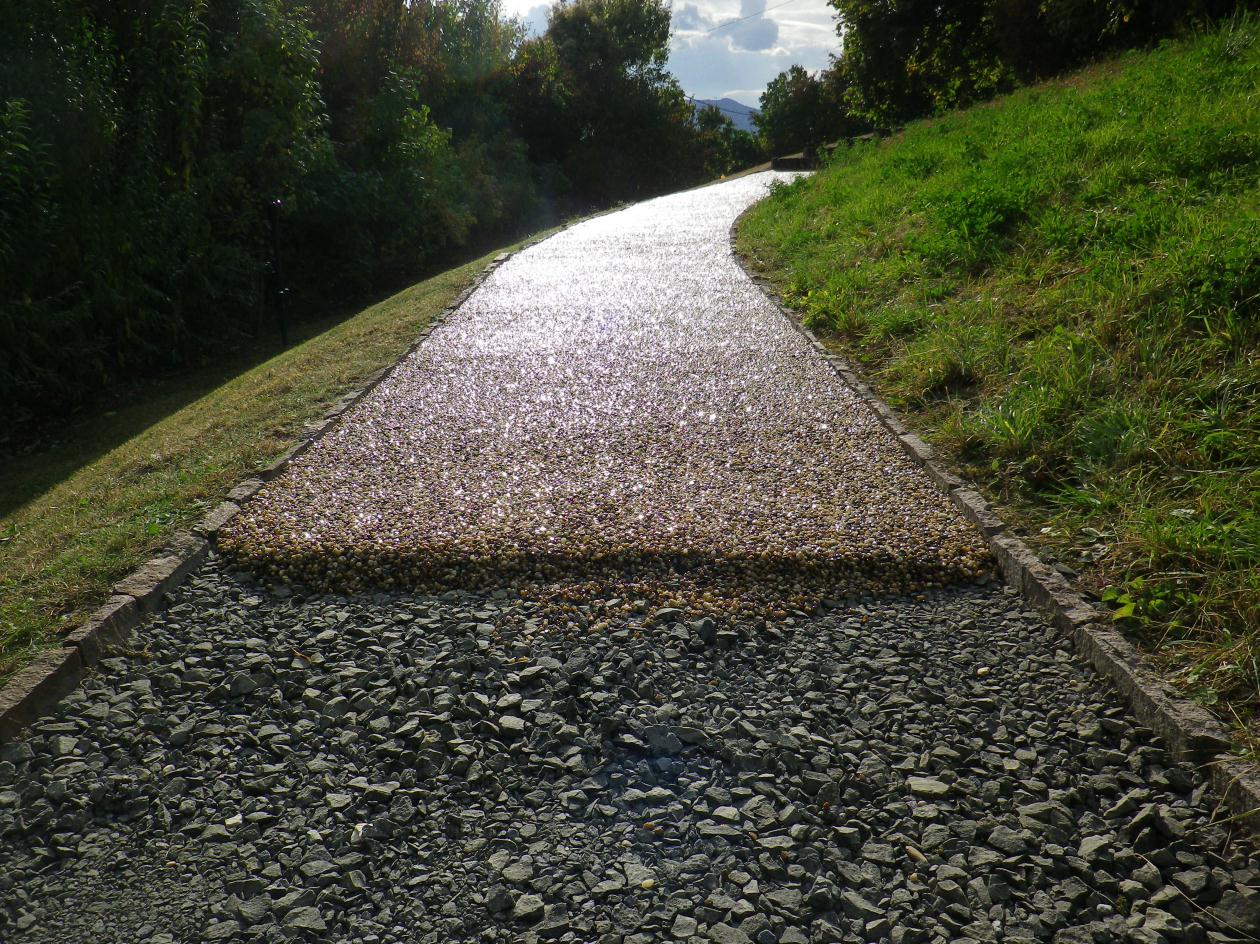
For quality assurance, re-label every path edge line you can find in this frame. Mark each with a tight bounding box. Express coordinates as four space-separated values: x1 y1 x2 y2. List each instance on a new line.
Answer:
729 204 1259 831
0 232 560 744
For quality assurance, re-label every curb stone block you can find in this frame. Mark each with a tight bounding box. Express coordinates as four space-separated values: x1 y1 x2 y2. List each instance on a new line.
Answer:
898 433 934 462
60 595 141 665
1212 757 1260 829
113 556 184 609
950 490 1005 537
170 529 209 567
868 402 907 436
331 390 365 413
226 478 265 504
0 648 84 741
194 501 241 537
113 531 208 613
1018 560 1071 613
302 418 334 439
989 533 1038 588
260 443 309 480
324 399 354 420
1079 628 1231 762
1051 602 1097 637
1045 586 1092 627
921 461 964 494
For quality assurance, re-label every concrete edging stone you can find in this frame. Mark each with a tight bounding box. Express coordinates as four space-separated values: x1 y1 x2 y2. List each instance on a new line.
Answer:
730 207 1259 830
0 648 84 742
0 237 547 744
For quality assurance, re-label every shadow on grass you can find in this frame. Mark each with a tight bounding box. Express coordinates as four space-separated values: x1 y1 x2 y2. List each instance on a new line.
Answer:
0 221 566 523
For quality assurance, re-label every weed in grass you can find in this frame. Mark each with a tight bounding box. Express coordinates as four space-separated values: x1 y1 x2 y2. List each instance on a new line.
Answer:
1072 403 1151 470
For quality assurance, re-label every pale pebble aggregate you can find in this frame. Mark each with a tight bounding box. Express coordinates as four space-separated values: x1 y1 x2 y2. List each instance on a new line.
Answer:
220 174 991 601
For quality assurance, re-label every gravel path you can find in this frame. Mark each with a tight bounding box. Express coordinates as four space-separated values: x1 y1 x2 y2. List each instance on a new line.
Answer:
2 174 1257 942
220 174 991 608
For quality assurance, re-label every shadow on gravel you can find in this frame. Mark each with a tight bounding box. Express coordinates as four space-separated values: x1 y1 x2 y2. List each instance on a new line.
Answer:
216 543 999 623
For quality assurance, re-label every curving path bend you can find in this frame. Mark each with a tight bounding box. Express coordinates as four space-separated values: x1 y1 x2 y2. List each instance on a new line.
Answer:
1 174 1257 943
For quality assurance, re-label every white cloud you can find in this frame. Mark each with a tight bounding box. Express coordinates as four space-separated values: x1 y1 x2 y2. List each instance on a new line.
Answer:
725 15 778 52
672 0 839 102
500 0 840 104
672 2 712 31
520 2 551 35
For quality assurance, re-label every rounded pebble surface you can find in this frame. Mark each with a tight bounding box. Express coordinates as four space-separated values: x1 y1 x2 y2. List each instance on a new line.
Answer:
219 174 992 601
2 175 1256 943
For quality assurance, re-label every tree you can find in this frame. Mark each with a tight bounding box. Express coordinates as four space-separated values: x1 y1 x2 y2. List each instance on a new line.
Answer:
0 0 738 421
0 0 329 415
828 0 1010 127
826 0 1243 127
755 66 825 155
508 0 711 204
694 105 763 175
507 35 575 170
547 0 672 83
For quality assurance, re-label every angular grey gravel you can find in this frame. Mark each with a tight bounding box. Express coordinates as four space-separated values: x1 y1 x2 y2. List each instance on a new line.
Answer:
0 556 1256 943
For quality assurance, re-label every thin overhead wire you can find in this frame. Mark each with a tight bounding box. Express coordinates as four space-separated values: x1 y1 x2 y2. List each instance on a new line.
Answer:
691 0 809 37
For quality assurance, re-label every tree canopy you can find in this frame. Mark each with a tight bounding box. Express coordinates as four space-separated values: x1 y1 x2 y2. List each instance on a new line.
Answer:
0 0 761 421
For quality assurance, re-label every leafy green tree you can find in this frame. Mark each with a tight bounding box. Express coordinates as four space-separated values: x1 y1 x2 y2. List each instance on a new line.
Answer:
755 64 869 155
507 35 574 169
0 0 329 414
695 105 763 175
827 0 1010 127
296 0 534 291
547 0 673 88
0 0 749 422
509 0 711 203
756 65 825 154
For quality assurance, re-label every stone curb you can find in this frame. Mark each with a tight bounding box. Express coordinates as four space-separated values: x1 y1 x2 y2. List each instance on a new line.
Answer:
0 235 556 745
58 595 141 667
730 208 1258 830
0 648 84 742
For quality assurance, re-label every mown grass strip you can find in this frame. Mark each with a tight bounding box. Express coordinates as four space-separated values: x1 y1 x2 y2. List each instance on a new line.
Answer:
0 238 544 680
738 18 1260 749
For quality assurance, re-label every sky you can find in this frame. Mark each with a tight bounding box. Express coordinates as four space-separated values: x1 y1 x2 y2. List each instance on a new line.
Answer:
502 0 842 109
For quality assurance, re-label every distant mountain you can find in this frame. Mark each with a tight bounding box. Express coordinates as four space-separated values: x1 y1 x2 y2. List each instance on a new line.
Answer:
694 97 759 134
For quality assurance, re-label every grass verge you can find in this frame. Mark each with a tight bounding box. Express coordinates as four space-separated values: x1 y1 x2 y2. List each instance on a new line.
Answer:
737 17 1260 749
0 238 544 680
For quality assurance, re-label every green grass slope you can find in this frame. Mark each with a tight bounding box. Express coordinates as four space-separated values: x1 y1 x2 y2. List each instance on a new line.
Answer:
739 18 1260 745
